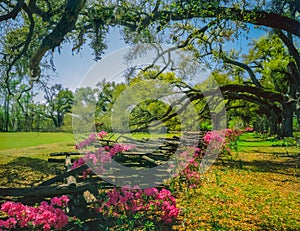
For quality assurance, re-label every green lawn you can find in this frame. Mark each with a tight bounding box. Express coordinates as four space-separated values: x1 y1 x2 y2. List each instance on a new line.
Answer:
173 132 300 230
0 132 77 187
0 132 299 230
0 132 75 149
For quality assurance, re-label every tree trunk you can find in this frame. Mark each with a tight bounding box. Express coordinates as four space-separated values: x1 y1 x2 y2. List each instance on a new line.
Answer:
279 104 294 137
296 107 300 130
4 94 9 132
269 112 278 136
50 114 58 128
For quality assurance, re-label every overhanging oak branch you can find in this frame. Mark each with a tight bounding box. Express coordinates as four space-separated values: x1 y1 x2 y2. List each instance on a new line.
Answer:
143 7 300 37
29 0 85 78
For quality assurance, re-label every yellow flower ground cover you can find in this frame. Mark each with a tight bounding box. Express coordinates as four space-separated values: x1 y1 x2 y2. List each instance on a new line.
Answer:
0 132 299 230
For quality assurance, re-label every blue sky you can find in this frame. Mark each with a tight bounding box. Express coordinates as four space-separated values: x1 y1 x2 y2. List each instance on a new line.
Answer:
52 28 127 91
51 24 267 91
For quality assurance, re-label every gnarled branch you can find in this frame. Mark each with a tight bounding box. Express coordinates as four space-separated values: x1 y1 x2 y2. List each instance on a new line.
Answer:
29 0 85 79
219 52 262 88
0 0 24 21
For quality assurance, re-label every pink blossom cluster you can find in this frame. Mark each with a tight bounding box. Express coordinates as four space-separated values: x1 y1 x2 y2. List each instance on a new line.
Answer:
224 128 243 142
75 131 108 149
0 196 69 231
75 133 97 149
169 129 244 189
97 130 108 139
244 127 254 132
109 143 133 155
203 130 226 144
172 147 203 189
50 195 70 207
72 142 136 178
70 157 94 179
181 163 200 189
97 186 179 224
202 129 243 155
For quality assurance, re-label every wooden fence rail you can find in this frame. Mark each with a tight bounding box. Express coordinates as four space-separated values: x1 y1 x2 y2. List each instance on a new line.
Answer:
0 133 206 204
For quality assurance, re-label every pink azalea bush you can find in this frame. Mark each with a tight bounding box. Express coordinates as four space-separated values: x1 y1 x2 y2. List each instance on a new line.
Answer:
96 185 179 224
0 196 69 231
224 128 243 142
203 130 226 144
75 133 97 149
171 129 243 190
72 143 136 178
169 147 204 190
72 131 136 178
244 126 254 132
75 131 108 149
203 128 243 155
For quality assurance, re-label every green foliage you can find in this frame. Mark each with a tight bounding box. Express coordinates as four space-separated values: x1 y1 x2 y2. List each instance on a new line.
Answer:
1 0 300 137
43 84 74 128
199 120 212 131
245 34 291 93
59 113 73 132
94 71 193 132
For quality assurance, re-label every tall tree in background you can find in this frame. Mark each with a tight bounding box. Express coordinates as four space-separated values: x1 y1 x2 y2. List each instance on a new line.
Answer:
43 84 73 128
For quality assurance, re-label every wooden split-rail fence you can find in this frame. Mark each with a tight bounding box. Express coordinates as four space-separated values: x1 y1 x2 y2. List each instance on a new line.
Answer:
0 133 205 206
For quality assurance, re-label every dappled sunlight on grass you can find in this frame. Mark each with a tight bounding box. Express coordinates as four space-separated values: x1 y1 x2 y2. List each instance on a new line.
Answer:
0 157 63 188
0 141 74 188
176 164 300 230
174 133 300 230
0 132 300 229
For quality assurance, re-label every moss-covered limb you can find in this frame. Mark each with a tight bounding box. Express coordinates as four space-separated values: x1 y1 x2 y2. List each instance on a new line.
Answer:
29 0 86 79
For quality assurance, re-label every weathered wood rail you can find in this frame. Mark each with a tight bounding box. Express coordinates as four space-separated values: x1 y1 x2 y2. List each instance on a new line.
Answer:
0 132 205 204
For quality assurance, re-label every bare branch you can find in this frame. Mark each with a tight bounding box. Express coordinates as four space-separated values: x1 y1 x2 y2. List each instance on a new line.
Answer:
274 29 300 72
219 50 262 88
0 0 24 21
140 21 215 78
154 84 288 126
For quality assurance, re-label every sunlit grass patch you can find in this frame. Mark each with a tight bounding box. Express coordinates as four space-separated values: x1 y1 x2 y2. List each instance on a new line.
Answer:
0 132 75 149
175 132 300 230
0 142 75 165
0 132 300 230
176 165 300 230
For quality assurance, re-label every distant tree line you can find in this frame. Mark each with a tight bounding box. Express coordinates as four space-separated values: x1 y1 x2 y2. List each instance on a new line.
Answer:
0 84 73 132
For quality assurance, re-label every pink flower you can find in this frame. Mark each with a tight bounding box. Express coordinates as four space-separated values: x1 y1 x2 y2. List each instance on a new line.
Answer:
51 195 69 208
95 186 179 223
97 131 108 139
0 199 69 230
144 187 158 197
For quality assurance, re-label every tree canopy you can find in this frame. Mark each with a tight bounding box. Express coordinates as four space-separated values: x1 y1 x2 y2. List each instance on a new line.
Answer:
1 0 300 136
1 0 299 79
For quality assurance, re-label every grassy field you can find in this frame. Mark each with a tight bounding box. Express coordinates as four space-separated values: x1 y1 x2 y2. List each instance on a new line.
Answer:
0 132 300 230
175 133 300 230
0 132 75 149
0 132 76 187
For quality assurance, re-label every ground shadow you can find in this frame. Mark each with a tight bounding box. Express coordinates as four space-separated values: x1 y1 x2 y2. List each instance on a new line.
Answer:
0 157 64 188
218 154 300 177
